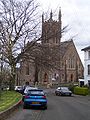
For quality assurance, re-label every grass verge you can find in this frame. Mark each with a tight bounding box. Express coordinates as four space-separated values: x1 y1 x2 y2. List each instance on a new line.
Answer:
0 91 22 112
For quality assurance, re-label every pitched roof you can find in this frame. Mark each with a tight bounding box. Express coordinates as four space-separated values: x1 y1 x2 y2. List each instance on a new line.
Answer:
81 46 90 51
24 40 74 60
60 40 73 57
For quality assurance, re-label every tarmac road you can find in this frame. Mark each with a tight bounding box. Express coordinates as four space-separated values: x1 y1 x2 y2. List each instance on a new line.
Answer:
6 89 90 120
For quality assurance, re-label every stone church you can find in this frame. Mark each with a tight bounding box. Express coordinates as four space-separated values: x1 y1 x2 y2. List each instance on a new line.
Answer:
17 9 84 86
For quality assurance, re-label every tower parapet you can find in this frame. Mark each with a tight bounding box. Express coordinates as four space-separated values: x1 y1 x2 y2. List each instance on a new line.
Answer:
41 9 62 45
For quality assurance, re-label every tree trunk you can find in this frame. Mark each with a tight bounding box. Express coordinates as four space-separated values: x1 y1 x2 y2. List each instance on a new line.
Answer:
9 64 16 90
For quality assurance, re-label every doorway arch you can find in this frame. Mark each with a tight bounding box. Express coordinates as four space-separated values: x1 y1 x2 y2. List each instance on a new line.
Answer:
70 74 73 82
43 72 48 82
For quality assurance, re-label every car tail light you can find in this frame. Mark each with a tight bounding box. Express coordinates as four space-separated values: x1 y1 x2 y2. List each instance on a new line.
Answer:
42 95 46 99
25 95 29 98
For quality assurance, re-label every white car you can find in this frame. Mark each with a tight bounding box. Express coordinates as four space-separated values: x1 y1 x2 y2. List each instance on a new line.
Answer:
22 86 38 101
24 86 38 94
15 86 23 93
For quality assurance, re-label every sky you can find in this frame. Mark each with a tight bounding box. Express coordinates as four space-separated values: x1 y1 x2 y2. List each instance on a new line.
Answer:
37 0 90 65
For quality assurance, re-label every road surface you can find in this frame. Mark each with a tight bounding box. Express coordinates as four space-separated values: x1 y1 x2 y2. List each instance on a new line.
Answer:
6 89 90 120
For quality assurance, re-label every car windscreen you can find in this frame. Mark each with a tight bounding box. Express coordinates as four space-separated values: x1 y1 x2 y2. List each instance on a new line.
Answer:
27 90 44 96
61 87 69 91
18 87 22 89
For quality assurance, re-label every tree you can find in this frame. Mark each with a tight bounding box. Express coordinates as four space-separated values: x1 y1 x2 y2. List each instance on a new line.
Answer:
0 0 40 90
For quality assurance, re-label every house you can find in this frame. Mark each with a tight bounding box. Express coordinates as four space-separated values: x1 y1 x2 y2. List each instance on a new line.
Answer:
16 9 84 86
81 46 90 85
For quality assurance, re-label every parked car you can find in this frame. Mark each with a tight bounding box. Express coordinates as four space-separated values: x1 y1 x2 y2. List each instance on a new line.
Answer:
14 86 23 94
55 87 72 96
23 89 47 109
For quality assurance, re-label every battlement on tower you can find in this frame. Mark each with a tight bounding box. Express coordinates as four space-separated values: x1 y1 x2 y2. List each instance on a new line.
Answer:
41 9 62 44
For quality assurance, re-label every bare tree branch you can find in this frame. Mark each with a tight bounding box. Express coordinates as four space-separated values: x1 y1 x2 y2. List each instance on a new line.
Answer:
0 0 40 89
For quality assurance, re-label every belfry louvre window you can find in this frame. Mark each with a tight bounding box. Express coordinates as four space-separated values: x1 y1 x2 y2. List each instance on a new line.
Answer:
88 65 90 75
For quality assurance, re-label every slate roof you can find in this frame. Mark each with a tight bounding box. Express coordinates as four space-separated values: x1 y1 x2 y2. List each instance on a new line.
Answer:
24 40 74 60
60 40 73 57
81 46 90 51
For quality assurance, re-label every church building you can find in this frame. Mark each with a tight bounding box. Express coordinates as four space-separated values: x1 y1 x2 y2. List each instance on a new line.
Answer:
17 9 84 86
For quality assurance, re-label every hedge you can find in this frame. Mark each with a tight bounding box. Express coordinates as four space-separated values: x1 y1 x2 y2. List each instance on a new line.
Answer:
74 86 88 96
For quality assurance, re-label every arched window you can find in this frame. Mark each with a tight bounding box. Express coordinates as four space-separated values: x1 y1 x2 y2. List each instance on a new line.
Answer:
71 74 73 81
44 72 48 82
26 62 29 75
88 65 90 75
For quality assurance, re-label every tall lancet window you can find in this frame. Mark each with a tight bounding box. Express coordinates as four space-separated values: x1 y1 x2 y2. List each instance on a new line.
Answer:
26 62 29 75
88 65 90 75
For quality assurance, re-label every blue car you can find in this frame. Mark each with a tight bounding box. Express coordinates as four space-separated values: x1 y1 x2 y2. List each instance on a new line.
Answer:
23 89 47 109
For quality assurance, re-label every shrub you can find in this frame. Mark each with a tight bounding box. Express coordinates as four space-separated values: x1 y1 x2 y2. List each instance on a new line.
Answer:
88 88 90 95
74 86 88 96
68 84 75 93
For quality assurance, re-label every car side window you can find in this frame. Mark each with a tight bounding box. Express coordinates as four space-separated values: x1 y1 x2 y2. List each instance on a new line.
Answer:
57 88 61 90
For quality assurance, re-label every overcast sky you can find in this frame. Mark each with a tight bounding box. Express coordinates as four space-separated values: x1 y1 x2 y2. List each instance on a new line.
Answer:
37 0 90 65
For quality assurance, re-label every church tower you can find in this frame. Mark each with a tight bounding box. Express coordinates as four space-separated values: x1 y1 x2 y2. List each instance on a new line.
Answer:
41 9 62 44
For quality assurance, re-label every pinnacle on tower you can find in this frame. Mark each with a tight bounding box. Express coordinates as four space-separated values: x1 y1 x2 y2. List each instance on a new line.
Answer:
50 10 53 20
59 7 61 22
42 13 44 22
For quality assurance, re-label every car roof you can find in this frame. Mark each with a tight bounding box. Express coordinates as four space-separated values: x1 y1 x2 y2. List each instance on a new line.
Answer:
24 86 39 94
24 86 38 90
15 86 22 88
28 89 43 91
57 87 69 89
26 89 44 93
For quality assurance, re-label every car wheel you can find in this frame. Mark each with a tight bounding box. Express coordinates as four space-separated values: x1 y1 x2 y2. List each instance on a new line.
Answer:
43 105 47 110
55 93 58 96
22 97 24 102
59 92 62 96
